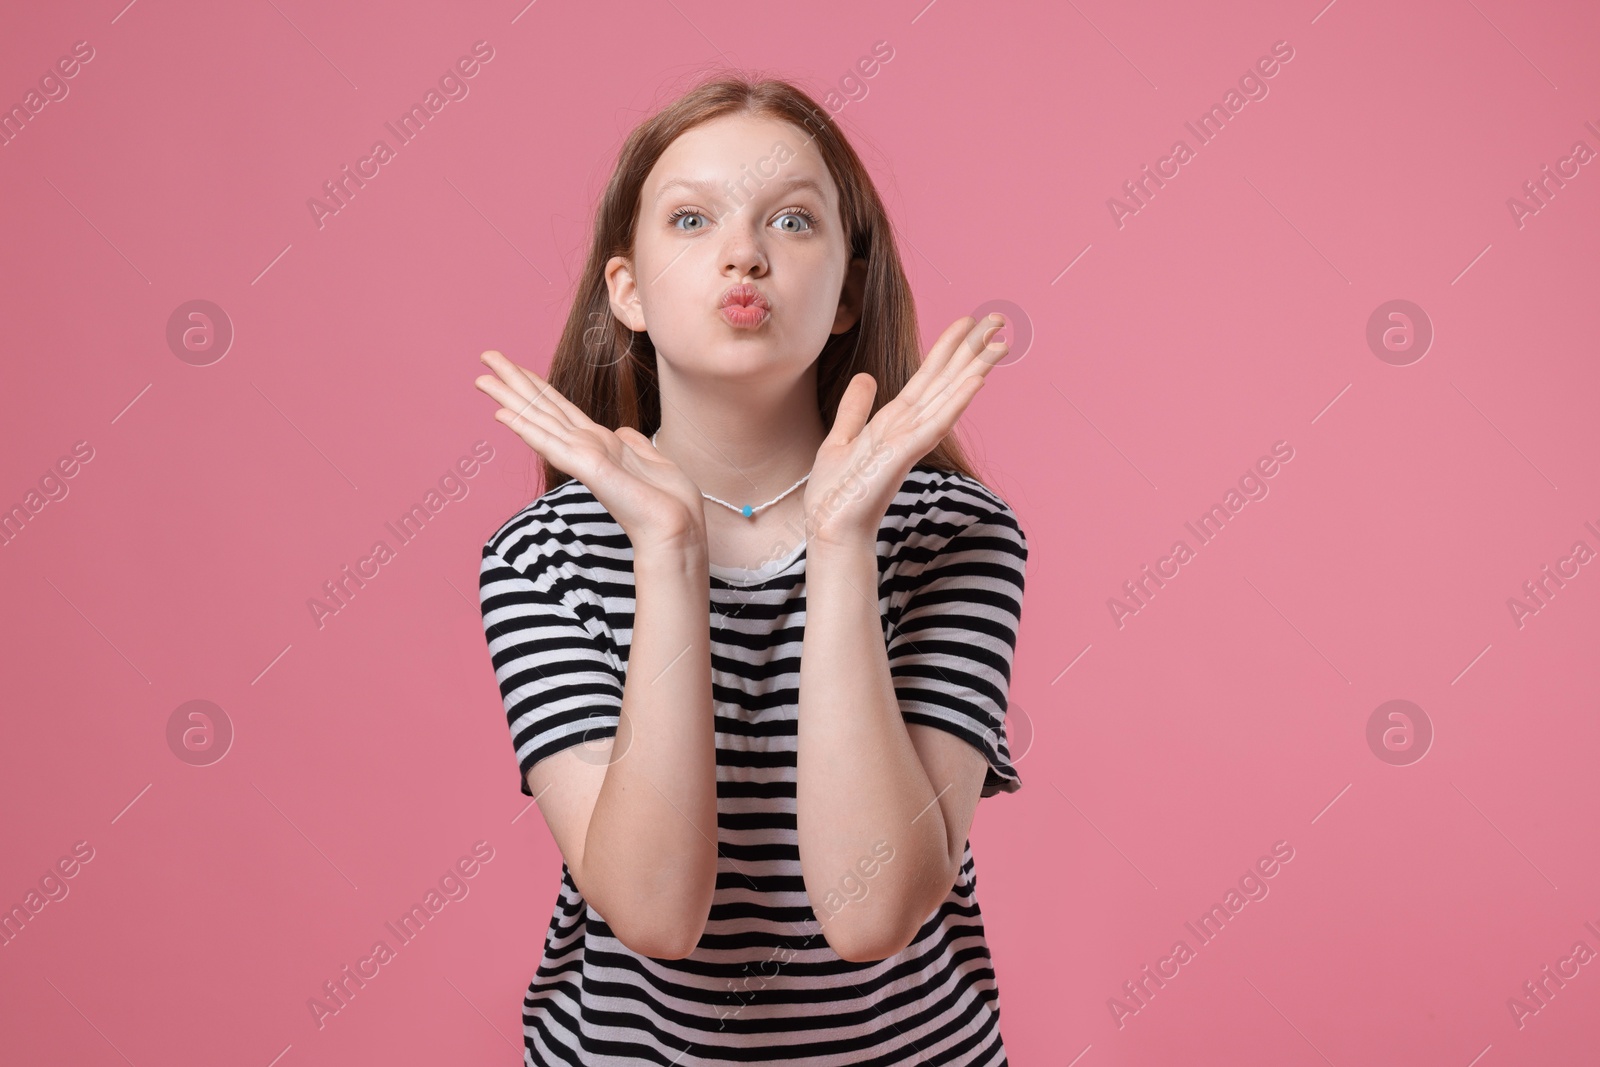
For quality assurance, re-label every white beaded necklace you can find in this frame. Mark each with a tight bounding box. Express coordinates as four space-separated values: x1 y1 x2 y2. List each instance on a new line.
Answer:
650 430 812 518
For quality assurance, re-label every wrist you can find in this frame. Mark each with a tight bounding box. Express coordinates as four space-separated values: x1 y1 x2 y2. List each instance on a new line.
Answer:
807 529 879 560
634 525 708 570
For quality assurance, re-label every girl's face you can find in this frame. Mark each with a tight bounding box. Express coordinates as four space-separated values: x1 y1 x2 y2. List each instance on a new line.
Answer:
606 112 865 384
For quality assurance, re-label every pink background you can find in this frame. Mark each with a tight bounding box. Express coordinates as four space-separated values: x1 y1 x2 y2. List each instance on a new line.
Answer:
3 0 1598 1063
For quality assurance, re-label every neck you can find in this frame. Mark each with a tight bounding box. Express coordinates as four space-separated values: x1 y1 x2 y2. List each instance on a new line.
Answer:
651 367 826 507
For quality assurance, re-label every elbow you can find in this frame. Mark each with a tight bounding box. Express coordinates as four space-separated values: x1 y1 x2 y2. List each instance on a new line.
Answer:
821 861 958 963
576 854 717 961
820 907 922 964
611 912 706 960
601 879 713 961
829 932 909 965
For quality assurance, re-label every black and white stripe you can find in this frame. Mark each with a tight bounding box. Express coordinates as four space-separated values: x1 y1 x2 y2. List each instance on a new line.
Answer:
479 464 1028 1066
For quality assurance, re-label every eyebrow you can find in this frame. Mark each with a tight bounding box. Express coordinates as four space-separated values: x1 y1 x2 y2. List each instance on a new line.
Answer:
653 174 830 206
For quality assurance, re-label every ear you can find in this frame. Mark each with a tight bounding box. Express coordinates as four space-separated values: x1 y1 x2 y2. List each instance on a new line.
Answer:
830 256 868 335
604 254 646 331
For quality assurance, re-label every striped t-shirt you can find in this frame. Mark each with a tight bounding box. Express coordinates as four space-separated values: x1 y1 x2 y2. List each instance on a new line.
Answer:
478 463 1028 1066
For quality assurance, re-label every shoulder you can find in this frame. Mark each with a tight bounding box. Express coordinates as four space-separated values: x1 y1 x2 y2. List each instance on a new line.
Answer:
886 464 1028 571
480 478 624 582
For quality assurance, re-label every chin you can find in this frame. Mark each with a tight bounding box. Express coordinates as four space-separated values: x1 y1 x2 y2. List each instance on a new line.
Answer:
664 336 779 371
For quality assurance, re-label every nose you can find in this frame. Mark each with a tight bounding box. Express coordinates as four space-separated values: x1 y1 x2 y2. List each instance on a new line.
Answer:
718 209 768 278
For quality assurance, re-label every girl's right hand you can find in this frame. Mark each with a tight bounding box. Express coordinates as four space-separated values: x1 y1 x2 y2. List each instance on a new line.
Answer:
474 350 706 550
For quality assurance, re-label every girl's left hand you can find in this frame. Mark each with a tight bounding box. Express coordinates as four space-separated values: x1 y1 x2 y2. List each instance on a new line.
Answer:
803 314 1010 548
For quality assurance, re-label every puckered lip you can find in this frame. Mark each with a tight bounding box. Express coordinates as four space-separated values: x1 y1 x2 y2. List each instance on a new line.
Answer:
719 283 770 310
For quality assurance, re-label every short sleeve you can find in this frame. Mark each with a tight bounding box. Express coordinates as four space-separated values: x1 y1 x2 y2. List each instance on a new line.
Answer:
478 534 624 797
886 505 1028 798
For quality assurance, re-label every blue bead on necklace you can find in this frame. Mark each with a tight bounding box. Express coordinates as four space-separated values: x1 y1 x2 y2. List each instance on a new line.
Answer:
650 430 812 518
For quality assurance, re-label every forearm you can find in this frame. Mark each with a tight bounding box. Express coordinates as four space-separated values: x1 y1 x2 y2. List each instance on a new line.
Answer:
584 540 719 957
796 537 953 962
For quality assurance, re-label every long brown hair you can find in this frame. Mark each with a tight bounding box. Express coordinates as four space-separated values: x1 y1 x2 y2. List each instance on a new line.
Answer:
535 73 989 496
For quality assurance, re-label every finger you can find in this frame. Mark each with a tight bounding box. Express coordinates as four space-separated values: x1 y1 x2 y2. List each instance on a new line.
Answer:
477 351 563 418
905 335 1007 423
493 405 566 462
900 316 1003 407
476 373 568 434
826 373 877 446
481 352 565 412
912 375 986 444
479 351 582 431
511 361 604 431
909 317 977 389
942 315 1007 382
483 369 578 456
951 333 1010 382
614 425 656 457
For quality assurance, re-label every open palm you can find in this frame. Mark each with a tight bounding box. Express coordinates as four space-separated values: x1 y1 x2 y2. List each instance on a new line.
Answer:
803 314 1010 547
474 350 706 545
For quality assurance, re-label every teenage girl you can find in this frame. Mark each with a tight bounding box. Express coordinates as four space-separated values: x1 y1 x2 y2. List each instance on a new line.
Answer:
475 75 1028 1066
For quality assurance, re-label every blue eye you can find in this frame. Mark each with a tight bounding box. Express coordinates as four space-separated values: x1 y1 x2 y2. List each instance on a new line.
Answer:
773 207 820 233
666 206 820 233
667 207 708 231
